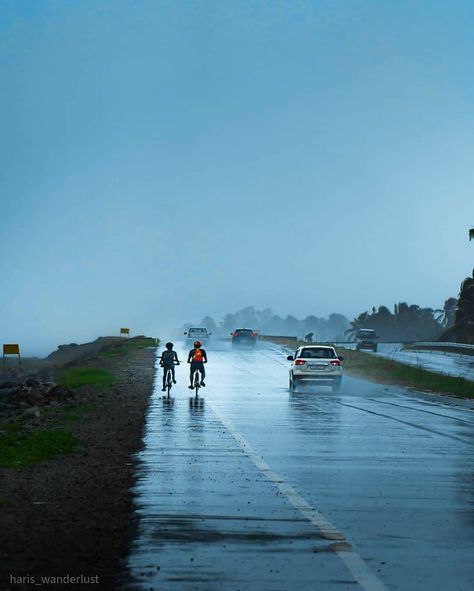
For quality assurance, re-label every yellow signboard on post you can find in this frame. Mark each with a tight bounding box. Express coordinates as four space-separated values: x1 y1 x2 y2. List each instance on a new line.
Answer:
3 344 21 371
120 328 130 337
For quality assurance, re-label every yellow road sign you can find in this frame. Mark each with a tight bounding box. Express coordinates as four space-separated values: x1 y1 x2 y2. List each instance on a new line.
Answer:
3 343 21 371
3 344 20 355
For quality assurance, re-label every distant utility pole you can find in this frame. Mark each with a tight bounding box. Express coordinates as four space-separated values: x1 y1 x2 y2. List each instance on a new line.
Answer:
470 227 474 241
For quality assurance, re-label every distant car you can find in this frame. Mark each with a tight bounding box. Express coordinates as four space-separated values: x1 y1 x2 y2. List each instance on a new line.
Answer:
184 327 211 345
231 328 258 347
287 345 343 392
356 329 378 351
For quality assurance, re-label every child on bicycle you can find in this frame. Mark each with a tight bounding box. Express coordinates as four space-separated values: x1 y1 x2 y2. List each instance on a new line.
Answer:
187 340 207 388
160 342 180 391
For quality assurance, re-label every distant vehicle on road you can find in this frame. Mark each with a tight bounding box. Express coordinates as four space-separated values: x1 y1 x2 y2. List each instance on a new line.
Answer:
356 329 378 351
287 345 343 392
231 328 258 347
184 327 211 345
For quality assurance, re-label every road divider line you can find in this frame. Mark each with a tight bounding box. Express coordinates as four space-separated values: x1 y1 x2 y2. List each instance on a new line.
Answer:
327 400 473 444
208 400 390 591
366 398 474 425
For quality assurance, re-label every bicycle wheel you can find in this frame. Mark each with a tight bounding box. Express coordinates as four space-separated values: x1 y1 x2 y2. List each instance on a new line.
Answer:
193 370 200 398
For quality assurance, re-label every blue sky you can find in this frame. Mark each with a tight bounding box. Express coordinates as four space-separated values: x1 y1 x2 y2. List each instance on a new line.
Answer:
1 0 473 354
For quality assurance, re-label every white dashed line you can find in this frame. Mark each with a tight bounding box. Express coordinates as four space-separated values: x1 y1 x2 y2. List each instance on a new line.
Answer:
208 400 390 591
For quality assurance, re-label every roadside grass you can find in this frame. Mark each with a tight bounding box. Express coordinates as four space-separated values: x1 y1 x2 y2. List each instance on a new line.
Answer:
41 400 100 424
0 337 155 469
100 337 158 358
337 347 474 398
0 422 77 468
0 400 99 469
52 405 82 423
58 367 114 389
269 338 474 398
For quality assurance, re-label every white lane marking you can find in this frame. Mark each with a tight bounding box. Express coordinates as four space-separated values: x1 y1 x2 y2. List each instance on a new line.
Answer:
208 401 390 591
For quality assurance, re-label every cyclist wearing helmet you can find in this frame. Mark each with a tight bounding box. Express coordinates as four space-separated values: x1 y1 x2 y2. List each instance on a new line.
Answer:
187 340 207 388
160 342 180 391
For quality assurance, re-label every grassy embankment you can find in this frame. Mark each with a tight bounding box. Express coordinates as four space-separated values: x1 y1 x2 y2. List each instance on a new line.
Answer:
272 338 474 398
0 367 114 468
0 337 157 469
0 366 114 469
99 336 158 358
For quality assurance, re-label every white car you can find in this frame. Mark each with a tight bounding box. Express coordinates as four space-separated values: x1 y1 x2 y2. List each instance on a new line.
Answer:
287 345 344 392
184 327 211 345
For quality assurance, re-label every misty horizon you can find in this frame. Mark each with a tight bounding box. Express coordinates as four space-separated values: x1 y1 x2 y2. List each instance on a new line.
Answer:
15 295 455 357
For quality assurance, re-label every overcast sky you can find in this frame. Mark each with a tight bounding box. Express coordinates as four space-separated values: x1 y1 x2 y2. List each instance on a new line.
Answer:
1 0 473 355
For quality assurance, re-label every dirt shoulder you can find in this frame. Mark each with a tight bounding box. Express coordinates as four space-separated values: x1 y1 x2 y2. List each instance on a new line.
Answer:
0 343 156 590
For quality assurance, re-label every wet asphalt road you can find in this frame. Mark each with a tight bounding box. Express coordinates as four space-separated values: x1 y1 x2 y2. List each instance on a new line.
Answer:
127 342 474 591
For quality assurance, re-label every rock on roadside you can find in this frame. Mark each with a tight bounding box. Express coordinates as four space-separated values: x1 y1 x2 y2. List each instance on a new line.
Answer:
0 380 75 420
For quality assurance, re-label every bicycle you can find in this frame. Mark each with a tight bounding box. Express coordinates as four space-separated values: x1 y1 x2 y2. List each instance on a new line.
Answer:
159 357 179 401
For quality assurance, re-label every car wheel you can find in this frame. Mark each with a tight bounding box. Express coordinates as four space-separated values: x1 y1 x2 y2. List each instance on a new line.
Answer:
289 375 296 392
332 378 342 393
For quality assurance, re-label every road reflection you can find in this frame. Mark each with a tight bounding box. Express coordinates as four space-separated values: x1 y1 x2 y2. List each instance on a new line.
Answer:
287 388 342 438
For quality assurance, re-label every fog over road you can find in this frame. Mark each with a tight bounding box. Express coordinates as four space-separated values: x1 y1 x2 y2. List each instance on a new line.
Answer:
127 342 474 591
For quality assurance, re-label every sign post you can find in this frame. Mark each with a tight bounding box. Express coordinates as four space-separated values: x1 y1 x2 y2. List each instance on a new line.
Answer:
3 344 21 371
120 328 130 338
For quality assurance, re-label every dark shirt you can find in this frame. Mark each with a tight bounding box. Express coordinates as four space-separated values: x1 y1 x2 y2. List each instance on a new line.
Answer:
161 350 178 367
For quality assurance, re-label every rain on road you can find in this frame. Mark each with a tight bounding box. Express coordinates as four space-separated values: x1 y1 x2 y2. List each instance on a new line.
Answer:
127 341 474 591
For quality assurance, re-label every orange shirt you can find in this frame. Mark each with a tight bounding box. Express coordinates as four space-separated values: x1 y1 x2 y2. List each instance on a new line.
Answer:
191 348 205 362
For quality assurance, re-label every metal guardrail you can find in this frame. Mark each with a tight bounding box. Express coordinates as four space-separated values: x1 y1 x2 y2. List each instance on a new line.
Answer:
407 342 474 356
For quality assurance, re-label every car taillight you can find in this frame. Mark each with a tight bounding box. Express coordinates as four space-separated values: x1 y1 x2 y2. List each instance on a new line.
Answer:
252 332 257 337
330 360 341 366
295 359 305 365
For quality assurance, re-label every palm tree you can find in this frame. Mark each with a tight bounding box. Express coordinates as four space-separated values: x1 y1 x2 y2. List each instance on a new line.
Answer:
345 312 369 340
435 298 457 327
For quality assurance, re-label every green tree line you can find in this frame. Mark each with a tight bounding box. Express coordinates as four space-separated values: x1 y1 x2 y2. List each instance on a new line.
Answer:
182 298 458 342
